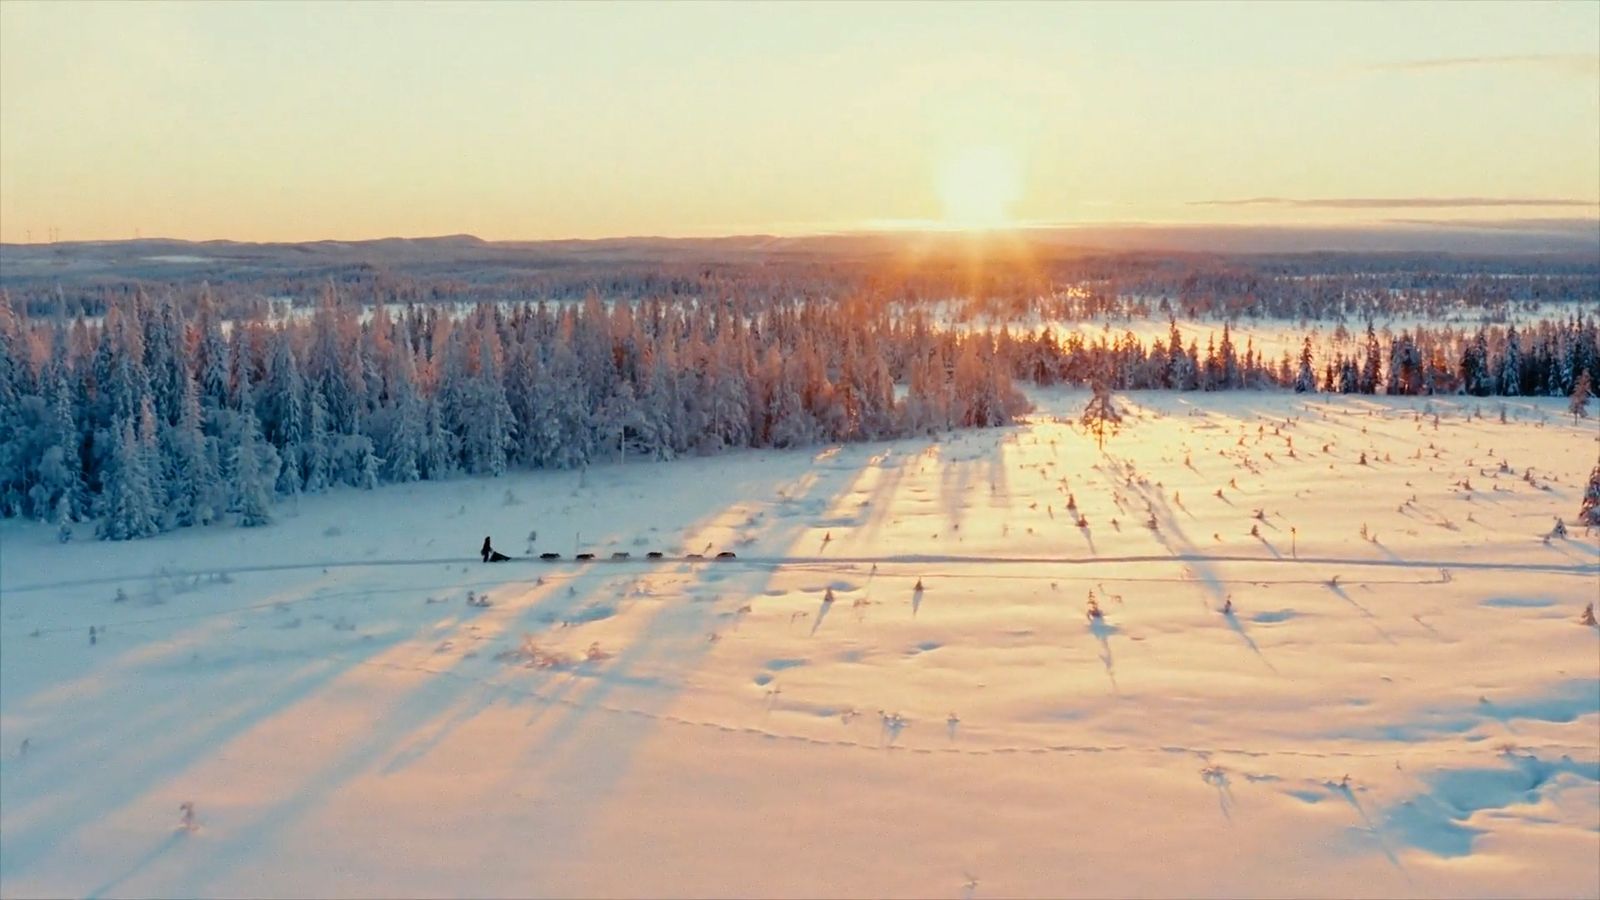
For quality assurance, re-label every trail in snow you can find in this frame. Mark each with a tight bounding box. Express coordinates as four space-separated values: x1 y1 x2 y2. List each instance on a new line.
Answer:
8 550 1595 594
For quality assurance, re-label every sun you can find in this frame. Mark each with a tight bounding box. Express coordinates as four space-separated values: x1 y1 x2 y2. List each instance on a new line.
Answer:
936 146 1023 230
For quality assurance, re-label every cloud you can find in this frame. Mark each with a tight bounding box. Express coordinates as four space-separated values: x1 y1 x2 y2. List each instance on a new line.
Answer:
1382 217 1600 233
1366 53 1599 76
1189 197 1600 210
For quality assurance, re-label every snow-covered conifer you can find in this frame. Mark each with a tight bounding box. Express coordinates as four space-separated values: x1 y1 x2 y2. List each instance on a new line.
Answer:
97 417 160 541
1582 464 1600 527
230 388 276 527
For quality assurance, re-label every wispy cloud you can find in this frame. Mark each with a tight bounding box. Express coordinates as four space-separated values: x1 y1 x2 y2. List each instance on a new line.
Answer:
1189 197 1600 210
1383 217 1600 232
1366 53 1599 76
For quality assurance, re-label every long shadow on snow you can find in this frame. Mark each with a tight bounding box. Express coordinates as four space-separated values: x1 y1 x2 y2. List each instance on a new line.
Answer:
168 561 658 893
489 441 893 862
172 443 881 890
0 617 415 888
376 562 667 774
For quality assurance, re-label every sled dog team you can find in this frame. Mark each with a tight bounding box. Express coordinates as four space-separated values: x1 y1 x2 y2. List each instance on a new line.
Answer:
481 536 734 563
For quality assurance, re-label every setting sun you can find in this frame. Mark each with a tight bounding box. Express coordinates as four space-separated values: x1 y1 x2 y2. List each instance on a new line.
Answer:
936 146 1023 230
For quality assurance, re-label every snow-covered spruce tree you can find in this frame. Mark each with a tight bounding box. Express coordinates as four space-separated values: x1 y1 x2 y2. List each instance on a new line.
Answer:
1338 356 1360 394
1218 323 1239 389
600 379 649 464
359 438 381 490
306 282 362 434
136 395 169 528
1499 325 1523 396
1360 322 1382 394
383 359 425 483
36 368 85 521
1460 328 1490 396
422 392 455 481
706 325 753 448
303 386 332 493
0 293 25 517
641 346 683 458
1294 337 1316 393
1388 333 1423 396
97 417 161 541
544 339 593 468
1574 461 1600 525
503 330 542 468
903 350 948 434
169 373 221 527
229 385 278 527
195 286 231 412
446 327 515 476
1582 465 1600 528
262 326 306 496
56 494 73 543
144 294 189 427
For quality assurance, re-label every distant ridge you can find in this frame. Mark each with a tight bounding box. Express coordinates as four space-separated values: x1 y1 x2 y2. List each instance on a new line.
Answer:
5 219 1596 256
2 222 1595 291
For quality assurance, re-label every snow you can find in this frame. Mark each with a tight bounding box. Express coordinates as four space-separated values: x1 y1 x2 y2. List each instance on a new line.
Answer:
3 390 1597 898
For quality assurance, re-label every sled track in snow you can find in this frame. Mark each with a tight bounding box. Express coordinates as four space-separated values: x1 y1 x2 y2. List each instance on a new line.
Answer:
5 550 1596 594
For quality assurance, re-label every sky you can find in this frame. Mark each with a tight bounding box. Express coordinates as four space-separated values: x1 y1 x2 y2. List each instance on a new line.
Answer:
1 1 1597 243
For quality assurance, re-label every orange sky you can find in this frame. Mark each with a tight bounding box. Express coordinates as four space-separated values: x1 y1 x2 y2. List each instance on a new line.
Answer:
2 1 1597 243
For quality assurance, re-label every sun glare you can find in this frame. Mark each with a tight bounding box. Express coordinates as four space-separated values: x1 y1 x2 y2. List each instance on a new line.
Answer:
936 146 1023 230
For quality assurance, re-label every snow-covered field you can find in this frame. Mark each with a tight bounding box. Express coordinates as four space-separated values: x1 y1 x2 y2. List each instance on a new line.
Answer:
2 390 1597 899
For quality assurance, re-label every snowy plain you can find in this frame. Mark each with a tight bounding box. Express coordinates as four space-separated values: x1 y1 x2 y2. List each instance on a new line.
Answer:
2 389 1597 899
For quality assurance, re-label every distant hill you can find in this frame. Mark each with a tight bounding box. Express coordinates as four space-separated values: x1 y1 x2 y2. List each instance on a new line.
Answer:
2 222 1595 293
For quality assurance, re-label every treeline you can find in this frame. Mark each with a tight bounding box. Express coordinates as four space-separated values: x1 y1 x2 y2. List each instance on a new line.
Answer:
0 289 1029 538
1005 316 1599 397
1 286 1594 541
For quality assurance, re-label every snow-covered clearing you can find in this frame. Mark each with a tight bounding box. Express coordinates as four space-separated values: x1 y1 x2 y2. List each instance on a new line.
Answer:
2 391 1597 898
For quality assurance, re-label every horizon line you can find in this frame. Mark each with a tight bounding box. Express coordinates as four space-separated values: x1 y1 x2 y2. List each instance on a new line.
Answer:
5 216 1600 249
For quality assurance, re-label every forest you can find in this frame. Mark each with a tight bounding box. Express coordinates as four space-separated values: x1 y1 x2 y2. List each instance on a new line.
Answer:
1 278 1595 541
